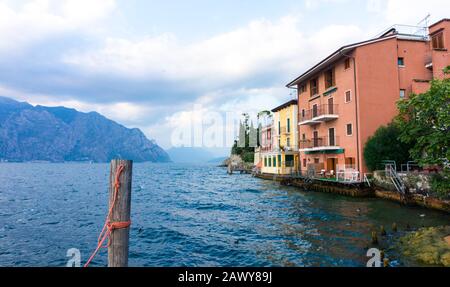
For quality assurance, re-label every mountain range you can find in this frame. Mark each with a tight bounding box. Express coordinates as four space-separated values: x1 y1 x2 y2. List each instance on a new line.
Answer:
0 96 170 163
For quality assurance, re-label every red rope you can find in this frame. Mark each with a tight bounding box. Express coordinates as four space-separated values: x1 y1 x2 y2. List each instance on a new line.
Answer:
84 164 131 267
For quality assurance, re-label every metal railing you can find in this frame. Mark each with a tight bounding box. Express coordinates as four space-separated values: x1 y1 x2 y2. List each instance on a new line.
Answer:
300 105 339 122
400 161 421 173
300 136 340 149
385 164 407 194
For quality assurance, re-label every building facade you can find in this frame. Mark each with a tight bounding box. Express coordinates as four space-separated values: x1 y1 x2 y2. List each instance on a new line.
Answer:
260 100 299 175
287 19 449 178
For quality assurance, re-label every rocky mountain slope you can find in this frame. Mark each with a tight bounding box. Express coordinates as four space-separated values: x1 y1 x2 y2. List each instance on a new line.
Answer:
0 96 170 163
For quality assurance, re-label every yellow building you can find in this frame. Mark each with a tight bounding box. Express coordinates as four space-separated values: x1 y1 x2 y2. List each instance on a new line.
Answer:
261 100 299 175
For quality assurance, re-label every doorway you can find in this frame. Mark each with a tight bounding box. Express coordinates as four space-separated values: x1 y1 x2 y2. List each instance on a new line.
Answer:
327 158 338 173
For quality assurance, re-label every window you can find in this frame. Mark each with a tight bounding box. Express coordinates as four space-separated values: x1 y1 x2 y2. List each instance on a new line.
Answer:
344 58 351 69
400 89 406 99
299 84 307 93
310 78 319 96
278 121 281 135
286 155 294 167
432 32 444 49
268 157 272 167
273 156 276 167
345 157 355 168
302 133 306 140
278 155 282 167
398 57 405 66
287 137 291 147
324 68 335 89
264 157 267 167
301 109 306 119
287 118 291 133
303 158 307 168
314 158 320 164
345 90 352 103
346 124 353 136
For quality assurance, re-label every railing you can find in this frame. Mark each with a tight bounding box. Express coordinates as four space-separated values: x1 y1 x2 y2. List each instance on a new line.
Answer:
300 136 340 149
300 105 339 122
385 164 407 194
336 171 360 183
400 161 421 173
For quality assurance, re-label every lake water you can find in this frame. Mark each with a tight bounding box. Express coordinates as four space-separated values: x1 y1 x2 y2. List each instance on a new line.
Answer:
0 163 448 267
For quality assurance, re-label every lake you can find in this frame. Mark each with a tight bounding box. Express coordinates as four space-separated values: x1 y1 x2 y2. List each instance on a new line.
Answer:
0 162 448 267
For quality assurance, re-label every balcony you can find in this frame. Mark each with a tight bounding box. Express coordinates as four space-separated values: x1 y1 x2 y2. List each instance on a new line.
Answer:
299 105 339 126
299 136 341 152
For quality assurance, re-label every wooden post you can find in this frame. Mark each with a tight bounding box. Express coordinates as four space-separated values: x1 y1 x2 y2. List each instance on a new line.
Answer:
108 159 133 267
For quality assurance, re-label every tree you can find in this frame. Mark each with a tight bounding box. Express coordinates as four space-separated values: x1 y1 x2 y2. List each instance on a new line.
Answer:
363 123 413 171
396 68 450 167
231 115 256 163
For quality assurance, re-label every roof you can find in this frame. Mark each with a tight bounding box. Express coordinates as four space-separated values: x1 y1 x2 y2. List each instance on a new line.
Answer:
286 31 428 88
271 99 298 113
286 34 398 88
429 18 450 29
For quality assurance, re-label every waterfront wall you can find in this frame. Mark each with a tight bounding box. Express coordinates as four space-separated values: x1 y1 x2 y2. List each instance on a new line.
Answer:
373 170 432 193
254 172 450 214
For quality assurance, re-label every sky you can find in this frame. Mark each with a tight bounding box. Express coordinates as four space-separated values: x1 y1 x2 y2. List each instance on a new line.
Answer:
0 0 449 153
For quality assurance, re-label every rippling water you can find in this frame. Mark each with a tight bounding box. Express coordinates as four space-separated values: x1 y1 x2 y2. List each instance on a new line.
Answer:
0 162 448 267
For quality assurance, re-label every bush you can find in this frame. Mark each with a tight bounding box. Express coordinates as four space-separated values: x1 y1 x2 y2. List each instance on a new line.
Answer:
241 152 255 163
364 123 413 171
431 171 450 199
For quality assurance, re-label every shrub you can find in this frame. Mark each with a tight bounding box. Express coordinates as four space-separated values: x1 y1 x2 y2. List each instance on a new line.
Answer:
431 171 450 199
364 123 413 171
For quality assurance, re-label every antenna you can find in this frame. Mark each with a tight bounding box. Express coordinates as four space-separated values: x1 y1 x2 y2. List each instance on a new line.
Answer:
417 14 431 27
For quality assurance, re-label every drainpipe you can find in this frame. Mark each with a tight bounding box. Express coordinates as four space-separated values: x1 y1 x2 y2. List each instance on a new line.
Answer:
340 51 361 173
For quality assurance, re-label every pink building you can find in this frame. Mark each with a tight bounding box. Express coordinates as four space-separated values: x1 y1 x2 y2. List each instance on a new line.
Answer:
287 19 450 177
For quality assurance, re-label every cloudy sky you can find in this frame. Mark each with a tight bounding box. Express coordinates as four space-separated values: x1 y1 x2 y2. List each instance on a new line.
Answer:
0 0 448 151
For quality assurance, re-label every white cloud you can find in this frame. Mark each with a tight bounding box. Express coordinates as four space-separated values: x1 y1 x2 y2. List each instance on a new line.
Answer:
63 16 364 89
0 0 116 53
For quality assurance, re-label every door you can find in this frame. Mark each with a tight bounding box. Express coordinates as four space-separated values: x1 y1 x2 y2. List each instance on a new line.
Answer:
328 98 334 114
327 158 338 173
313 131 319 147
329 128 335 146
312 104 318 118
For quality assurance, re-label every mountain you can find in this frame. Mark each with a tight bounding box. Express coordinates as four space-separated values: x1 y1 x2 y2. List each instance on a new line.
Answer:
0 96 170 163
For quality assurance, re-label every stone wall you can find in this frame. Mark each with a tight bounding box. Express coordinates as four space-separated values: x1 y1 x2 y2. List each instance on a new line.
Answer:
373 170 432 194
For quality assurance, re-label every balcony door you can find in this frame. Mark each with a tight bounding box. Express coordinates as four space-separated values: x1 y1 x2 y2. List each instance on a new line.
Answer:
313 131 319 147
312 104 318 118
329 128 335 146
328 98 334 114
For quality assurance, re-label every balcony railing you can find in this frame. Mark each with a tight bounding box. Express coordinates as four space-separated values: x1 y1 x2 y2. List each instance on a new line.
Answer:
299 105 339 125
299 136 340 151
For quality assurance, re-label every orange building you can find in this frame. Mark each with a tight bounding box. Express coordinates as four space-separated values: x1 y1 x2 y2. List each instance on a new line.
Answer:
287 19 450 178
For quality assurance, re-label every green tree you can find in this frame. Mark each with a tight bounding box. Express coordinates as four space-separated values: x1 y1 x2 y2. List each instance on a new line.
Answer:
363 123 413 171
231 115 256 163
396 68 450 167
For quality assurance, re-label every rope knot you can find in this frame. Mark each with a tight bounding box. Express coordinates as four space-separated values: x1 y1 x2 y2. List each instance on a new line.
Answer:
84 164 131 267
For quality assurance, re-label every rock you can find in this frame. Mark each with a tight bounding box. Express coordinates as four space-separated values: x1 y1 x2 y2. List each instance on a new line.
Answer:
445 235 450 246
398 226 450 267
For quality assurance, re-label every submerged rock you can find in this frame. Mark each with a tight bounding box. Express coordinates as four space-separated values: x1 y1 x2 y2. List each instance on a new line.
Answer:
398 226 450 267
